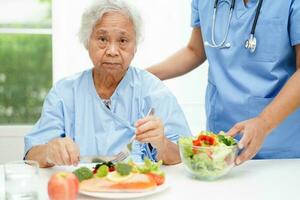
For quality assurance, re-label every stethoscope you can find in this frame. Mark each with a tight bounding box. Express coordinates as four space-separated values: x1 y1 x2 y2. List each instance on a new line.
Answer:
204 0 264 53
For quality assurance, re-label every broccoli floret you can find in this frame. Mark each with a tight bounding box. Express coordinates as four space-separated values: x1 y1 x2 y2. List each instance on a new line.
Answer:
116 163 132 176
73 167 93 182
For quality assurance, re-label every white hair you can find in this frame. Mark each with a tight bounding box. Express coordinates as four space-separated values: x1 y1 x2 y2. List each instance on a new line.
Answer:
78 0 142 49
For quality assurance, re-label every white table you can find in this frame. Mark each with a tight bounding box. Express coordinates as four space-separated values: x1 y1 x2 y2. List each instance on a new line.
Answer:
1 159 300 200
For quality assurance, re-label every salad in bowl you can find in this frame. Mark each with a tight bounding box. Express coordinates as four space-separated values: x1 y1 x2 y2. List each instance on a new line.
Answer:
179 131 238 180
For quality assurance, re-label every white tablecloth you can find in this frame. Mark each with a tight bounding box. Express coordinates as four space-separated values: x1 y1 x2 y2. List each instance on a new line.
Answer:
1 159 300 200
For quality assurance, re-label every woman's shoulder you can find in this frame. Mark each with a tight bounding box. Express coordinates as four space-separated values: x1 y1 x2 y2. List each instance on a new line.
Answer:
129 67 162 85
47 68 92 101
53 69 92 92
129 66 171 96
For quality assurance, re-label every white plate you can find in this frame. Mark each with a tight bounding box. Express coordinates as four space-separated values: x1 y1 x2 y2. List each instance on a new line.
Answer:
79 181 169 199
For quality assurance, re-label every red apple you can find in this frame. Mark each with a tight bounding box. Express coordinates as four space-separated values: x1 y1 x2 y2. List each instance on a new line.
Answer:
48 172 79 200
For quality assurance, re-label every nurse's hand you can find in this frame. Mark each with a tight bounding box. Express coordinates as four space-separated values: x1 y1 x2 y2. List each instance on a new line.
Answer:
134 115 167 149
227 117 272 165
46 137 80 166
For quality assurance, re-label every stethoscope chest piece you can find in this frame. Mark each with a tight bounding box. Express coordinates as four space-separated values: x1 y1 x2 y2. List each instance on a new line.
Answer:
245 34 257 53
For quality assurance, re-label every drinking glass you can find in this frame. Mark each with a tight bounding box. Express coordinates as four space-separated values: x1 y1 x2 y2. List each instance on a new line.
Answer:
4 160 39 200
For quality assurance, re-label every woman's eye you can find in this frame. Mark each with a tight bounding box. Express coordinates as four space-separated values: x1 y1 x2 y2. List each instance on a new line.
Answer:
98 37 107 42
120 38 128 44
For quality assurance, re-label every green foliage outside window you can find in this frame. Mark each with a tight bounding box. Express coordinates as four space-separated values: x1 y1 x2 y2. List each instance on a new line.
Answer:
0 34 52 124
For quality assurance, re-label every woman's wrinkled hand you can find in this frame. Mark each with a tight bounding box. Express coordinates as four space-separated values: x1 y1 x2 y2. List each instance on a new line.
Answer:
227 116 273 165
135 115 166 149
46 137 80 166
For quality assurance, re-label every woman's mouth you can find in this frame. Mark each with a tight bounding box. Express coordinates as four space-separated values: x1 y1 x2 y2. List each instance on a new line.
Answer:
102 62 122 68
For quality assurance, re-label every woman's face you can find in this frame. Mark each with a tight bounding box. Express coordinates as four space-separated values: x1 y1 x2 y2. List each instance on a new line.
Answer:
88 12 136 78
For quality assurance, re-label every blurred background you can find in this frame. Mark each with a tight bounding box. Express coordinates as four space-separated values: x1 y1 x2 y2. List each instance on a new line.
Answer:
0 0 208 162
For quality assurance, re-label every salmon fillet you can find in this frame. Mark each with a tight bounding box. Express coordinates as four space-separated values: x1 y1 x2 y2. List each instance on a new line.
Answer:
80 173 157 192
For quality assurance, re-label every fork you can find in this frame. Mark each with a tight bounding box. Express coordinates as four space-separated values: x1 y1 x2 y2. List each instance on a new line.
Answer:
95 136 134 164
111 108 155 163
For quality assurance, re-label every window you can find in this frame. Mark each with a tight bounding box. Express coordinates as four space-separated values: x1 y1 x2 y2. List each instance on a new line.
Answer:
0 0 52 124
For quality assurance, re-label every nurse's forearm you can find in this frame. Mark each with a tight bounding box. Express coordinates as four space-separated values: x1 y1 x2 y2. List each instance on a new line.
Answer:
259 45 300 130
147 28 207 80
155 138 181 165
147 47 205 80
26 145 54 168
259 69 300 131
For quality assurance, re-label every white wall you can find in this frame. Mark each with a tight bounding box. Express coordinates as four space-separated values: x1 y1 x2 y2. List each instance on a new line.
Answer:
52 0 208 133
0 126 32 163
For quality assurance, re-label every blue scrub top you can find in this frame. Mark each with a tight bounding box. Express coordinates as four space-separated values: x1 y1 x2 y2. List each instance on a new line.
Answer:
192 0 300 158
24 67 191 162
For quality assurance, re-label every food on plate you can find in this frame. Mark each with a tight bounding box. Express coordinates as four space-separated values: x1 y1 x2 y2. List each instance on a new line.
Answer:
73 166 93 182
179 131 238 180
146 172 165 186
48 172 79 200
95 165 109 177
73 158 165 192
93 161 115 173
115 162 133 176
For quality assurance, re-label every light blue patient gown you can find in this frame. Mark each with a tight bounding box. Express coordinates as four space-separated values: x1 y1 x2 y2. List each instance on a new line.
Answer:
192 0 300 158
25 67 191 162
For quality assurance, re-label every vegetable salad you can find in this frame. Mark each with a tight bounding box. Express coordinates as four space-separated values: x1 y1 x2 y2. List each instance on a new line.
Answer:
179 131 238 180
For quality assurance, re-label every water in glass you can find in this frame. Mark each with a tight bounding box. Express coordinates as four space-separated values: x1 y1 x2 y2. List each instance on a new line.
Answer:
4 160 39 200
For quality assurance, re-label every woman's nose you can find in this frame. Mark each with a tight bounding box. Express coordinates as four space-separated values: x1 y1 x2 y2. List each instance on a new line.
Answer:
106 42 119 56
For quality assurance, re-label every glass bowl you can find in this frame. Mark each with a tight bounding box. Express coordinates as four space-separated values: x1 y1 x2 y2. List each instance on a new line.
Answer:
179 137 238 180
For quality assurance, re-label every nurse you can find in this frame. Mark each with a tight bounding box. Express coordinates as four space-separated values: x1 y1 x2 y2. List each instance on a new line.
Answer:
148 0 300 165
25 0 191 168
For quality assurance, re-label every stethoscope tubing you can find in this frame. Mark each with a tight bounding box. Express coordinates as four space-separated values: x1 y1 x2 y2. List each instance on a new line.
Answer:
210 6 234 48
250 0 263 35
205 0 264 52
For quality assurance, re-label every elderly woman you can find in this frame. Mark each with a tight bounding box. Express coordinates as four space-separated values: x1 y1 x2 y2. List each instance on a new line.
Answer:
24 0 191 167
